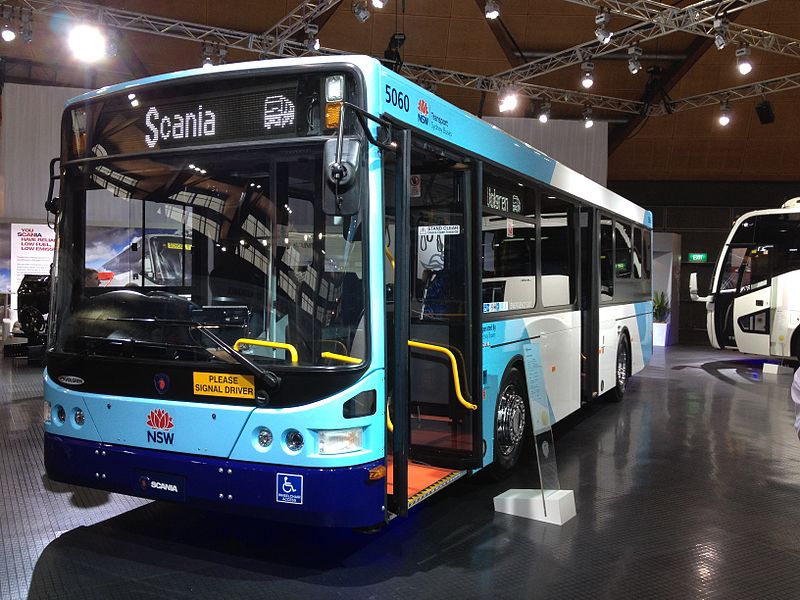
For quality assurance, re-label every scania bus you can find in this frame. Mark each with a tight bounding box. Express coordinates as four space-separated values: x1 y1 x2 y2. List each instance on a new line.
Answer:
690 198 800 360
44 55 652 528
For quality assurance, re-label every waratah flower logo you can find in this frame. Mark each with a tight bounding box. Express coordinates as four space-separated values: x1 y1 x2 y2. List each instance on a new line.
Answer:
146 409 174 431
418 99 429 116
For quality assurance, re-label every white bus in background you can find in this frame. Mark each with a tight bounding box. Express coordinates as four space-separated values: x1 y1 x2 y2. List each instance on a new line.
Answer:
690 198 800 360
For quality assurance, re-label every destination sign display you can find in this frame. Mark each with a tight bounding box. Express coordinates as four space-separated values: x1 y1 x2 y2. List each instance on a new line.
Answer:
89 86 299 155
483 181 533 216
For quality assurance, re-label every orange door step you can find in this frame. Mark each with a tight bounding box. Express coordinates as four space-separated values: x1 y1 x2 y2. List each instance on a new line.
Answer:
387 457 467 509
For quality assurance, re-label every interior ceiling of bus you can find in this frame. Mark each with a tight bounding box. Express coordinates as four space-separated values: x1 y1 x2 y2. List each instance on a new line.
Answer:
2 0 799 182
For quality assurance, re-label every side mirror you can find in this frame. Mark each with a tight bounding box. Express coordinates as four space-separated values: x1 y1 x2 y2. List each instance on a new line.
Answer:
689 272 710 302
323 137 362 216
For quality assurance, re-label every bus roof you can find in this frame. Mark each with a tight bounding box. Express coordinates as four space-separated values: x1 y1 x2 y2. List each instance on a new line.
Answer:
65 54 651 228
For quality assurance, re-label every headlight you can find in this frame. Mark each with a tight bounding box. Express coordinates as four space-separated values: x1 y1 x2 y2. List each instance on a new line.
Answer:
56 405 66 423
257 427 273 448
285 429 304 452
318 428 363 455
74 408 85 426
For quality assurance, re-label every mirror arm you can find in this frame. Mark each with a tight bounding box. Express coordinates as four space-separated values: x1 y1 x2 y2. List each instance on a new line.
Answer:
340 101 396 151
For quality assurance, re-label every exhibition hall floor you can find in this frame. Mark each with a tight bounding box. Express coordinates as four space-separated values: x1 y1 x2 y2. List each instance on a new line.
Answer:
3 347 800 599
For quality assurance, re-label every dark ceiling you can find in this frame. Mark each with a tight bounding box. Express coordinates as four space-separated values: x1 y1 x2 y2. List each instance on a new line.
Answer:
1 0 799 181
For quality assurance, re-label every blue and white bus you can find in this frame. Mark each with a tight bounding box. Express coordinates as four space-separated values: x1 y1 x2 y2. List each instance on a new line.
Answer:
44 55 652 529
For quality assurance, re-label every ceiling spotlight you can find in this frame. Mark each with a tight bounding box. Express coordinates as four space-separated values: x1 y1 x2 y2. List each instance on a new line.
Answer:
498 87 519 113
538 101 551 123
2 5 16 42
594 11 612 45
583 107 594 129
718 101 731 126
201 43 214 68
581 62 594 89
372 0 387 7
485 0 500 20
736 46 752 75
353 0 371 22
305 24 320 52
68 23 107 63
713 18 728 50
628 46 642 75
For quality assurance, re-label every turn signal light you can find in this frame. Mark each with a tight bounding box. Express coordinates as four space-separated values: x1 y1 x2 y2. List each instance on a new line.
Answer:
368 464 386 481
325 101 342 130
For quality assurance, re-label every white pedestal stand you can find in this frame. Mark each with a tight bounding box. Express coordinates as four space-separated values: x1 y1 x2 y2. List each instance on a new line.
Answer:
494 489 576 525
763 363 794 376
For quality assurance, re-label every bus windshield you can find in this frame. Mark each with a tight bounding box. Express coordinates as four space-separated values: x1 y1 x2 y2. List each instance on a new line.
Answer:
51 145 367 368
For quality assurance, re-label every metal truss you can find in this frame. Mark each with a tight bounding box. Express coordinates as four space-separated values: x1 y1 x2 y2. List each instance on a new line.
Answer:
565 0 800 60
12 0 800 118
260 0 342 53
658 71 800 115
494 0 768 82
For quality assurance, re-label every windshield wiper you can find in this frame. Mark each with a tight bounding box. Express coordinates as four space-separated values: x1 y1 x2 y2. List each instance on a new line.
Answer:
194 326 281 394
102 317 282 395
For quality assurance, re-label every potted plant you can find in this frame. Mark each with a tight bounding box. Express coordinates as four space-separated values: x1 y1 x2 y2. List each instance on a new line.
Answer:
652 290 670 346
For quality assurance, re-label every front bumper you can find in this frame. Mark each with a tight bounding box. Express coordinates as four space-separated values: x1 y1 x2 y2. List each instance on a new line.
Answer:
44 433 386 528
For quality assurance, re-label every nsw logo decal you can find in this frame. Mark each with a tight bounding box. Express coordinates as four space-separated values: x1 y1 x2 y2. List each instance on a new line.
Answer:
146 408 175 445
417 99 429 125
153 373 170 395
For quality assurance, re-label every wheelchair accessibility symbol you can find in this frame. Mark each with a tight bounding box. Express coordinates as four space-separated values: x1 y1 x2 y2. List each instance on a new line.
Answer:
276 473 303 505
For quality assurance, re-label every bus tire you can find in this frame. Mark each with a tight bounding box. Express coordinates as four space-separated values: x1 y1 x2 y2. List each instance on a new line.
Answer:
489 366 529 478
608 334 630 402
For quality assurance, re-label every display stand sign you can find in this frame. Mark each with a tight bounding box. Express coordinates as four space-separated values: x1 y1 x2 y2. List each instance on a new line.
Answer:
493 342 576 525
10 224 55 310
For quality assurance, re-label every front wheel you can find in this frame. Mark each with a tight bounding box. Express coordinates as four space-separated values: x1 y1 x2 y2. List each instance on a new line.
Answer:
608 335 630 402
489 367 529 477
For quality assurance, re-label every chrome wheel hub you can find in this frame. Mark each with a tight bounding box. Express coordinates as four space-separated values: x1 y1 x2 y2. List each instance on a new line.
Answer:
497 384 526 456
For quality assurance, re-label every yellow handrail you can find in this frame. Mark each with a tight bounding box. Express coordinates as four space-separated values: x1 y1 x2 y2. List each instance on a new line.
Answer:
233 338 299 365
387 400 394 432
384 246 395 270
321 351 363 365
407 340 477 410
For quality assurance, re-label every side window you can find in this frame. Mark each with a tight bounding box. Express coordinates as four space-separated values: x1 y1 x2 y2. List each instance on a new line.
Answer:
633 227 643 279
600 216 614 299
756 213 800 278
615 220 633 279
642 228 652 279
540 195 575 307
481 171 536 313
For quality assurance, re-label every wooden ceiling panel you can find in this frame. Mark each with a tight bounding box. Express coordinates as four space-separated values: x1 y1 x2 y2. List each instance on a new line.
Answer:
446 18 509 63
3 0 800 181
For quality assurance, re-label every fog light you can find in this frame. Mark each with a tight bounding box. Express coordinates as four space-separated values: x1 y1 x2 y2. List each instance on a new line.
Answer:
56 405 66 423
319 427 363 455
285 429 304 451
257 427 273 448
43 401 52 424
74 408 85 426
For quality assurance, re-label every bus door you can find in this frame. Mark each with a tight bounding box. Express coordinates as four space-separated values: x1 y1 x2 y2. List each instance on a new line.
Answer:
712 244 772 354
384 131 482 515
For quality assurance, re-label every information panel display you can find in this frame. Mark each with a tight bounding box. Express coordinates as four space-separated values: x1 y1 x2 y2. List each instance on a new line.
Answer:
86 87 299 155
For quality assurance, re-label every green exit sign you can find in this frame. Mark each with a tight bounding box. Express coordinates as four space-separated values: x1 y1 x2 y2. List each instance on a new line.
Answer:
688 252 708 263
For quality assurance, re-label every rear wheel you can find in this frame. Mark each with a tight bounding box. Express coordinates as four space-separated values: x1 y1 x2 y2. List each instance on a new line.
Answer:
490 367 529 477
608 335 630 402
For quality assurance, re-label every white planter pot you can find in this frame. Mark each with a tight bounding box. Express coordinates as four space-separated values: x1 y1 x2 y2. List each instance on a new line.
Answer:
653 322 668 346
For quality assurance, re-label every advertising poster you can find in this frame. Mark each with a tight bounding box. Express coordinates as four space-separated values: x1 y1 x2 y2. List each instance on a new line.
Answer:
10 224 56 307
0 223 10 294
